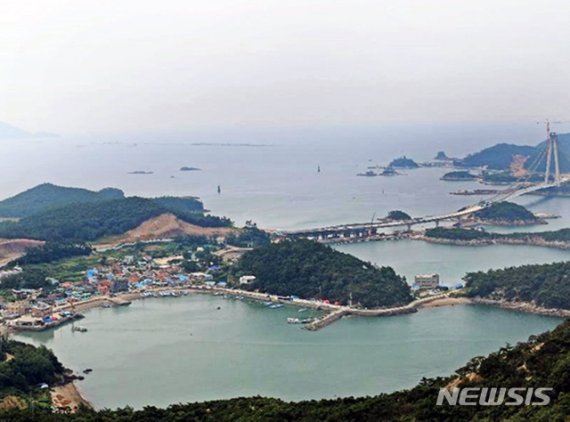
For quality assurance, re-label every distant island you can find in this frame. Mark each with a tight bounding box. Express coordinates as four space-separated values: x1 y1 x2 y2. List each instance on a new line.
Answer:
234 239 412 308
434 151 450 160
128 170 154 175
386 210 411 221
180 166 201 172
423 226 570 248
440 170 478 181
388 156 418 169
357 170 377 177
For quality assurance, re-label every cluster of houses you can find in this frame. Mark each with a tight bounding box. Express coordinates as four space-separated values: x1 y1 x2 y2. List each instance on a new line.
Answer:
1 249 234 331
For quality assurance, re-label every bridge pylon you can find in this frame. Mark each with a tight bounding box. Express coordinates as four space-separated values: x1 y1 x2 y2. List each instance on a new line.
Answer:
543 120 562 186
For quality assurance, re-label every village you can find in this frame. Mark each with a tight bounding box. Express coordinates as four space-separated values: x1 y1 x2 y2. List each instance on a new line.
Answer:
0 236 458 334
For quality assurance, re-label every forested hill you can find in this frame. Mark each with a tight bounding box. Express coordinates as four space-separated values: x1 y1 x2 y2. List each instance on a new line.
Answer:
474 201 537 222
0 197 230 242
0 183 125 218
458 133 570 171
460 143 536 170
234 239 412 308
464 261 570 309
4 320 570 420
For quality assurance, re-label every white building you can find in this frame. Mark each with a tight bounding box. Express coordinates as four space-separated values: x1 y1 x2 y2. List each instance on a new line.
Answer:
414 273 440 289
239 275 256 285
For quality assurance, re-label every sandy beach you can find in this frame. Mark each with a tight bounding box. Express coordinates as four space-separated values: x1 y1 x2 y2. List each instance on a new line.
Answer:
418 296 473 308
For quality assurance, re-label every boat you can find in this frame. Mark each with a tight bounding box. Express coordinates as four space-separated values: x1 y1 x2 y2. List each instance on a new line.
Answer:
72 326 88 333
269 304 284 309
287 317 314 324
298 308 308 313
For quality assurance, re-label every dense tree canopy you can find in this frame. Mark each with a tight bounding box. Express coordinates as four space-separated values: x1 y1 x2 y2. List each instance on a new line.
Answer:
425 227 570 243
11 242 92 266
0 183 125 218
464 261 570 309
474 201 536 222
0 338 64 397
234 239 412 307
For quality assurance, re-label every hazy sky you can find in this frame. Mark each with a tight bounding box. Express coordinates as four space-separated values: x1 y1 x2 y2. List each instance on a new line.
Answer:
1 0 569 134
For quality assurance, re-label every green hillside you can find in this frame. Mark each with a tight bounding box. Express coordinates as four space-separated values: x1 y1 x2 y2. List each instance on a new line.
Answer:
460 143 536 170
234 239 412 307
474 201 537 222
0 183 125 218
459 133 570 172
0 197 231 242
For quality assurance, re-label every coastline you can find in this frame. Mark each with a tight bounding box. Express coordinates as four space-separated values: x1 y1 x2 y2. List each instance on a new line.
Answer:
418 295 570 318
417 235 570 250
51 382 93 413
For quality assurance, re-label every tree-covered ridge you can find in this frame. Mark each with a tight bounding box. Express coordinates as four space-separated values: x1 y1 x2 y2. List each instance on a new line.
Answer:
151 196 204 214
0 197 231 242
225 226 270 248
464 261 570 309
474 201 536 222
0 183 125 218
11 242 92 266
234 239 412 308
458 133 570 172
460 143 536 170
5 320 570 420
0 338 65 398
425 227 570 242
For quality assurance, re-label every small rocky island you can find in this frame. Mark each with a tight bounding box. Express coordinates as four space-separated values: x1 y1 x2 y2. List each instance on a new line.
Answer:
386 210 412 221
441 171 479 181
388 156 419 169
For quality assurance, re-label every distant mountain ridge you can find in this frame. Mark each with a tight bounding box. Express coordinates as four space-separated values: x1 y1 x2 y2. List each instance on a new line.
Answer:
0 121 58 139
458 132 570 172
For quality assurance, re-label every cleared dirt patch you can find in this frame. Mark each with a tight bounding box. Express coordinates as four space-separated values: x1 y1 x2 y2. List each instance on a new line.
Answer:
95 213 237 249
0 238 44 267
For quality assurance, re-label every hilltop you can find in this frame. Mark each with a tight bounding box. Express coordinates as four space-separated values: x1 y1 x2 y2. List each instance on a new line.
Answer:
474 201 538 224
0 183 125 218
457 132 570 172
0 185 230 242
234 239 412 308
